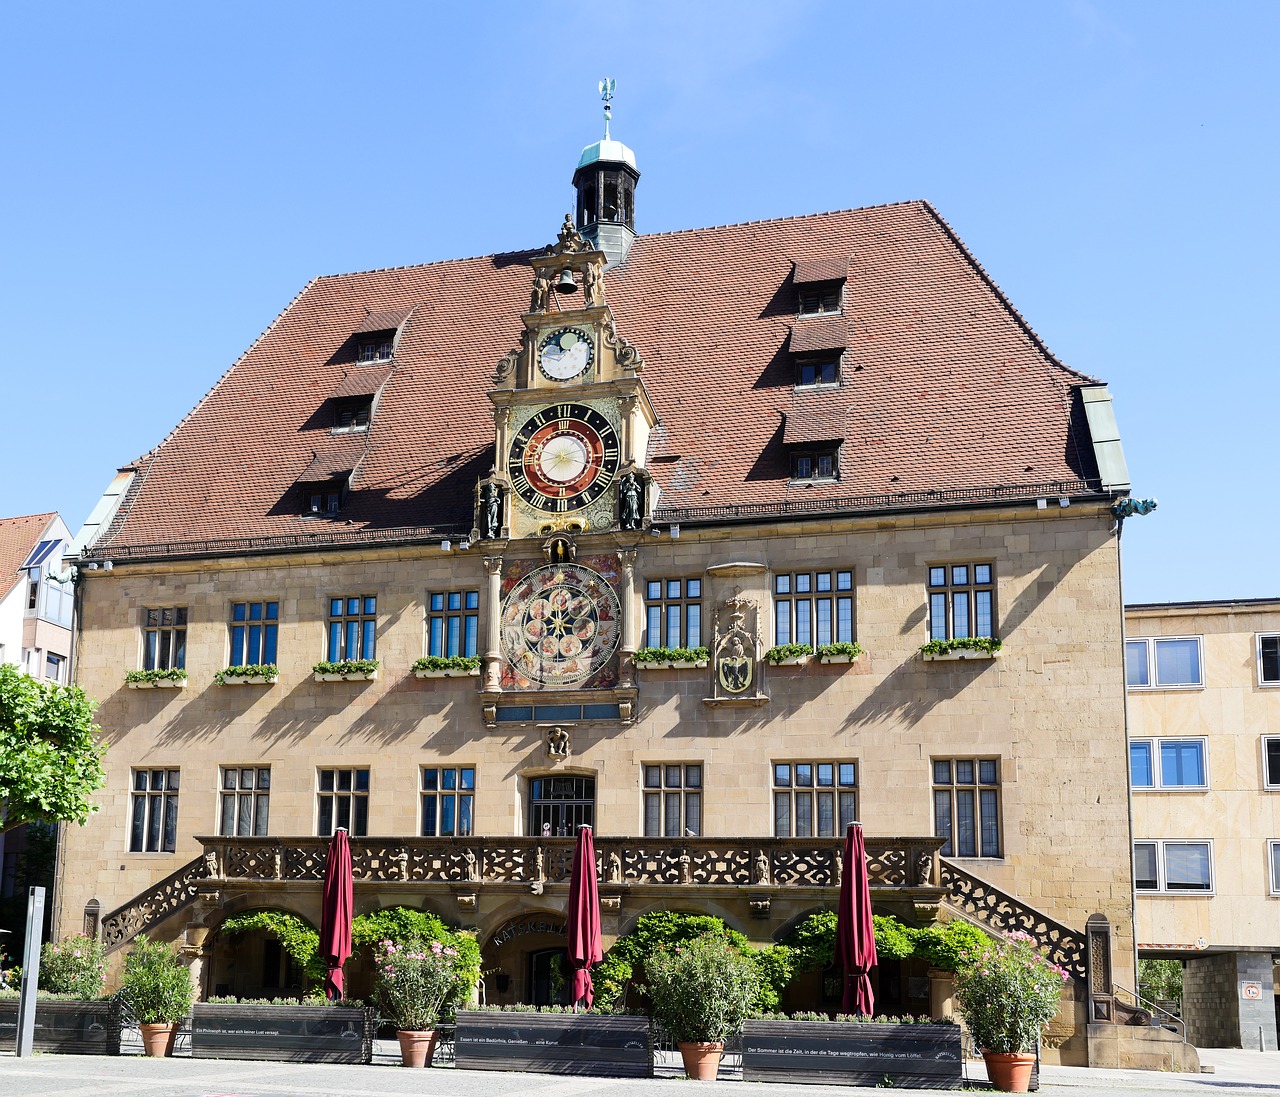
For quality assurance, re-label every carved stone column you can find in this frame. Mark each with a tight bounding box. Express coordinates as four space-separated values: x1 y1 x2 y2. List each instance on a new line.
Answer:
483 556 504 691
493 407 513 475
619 395 638 465
617 549 637 689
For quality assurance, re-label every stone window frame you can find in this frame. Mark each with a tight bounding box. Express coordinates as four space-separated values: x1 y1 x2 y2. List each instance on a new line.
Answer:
773 570 854 648
642 762 703 837
219 765 271 837
1258 634 1280 688
1261 737 1280 790
643 578 703 649
1133 838 1214 894
927 563 995 642
129 768 180 854
932 757 1002 859
426 589 480 658
421 765 476 837
326 595 377 662
317 766 370 836
771 760 858 838
1269 840 1280 896
1129 737 1209 791
142 606 188 671
1125 636 1204 691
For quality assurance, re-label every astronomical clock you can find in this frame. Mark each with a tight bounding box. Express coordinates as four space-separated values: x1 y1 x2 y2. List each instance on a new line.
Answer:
475 216 657 709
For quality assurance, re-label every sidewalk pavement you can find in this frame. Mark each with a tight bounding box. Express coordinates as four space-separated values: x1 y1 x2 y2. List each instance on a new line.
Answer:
3 1048 1280 1097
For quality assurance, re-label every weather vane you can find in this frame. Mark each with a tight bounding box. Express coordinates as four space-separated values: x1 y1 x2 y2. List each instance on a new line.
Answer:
599 78 615 140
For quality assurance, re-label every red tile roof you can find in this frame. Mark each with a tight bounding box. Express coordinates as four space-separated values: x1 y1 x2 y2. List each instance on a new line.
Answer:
296 438 367 483
91 201 1102 555
0 513 56 599
793 256 850 284
790 316 849 354
354 307 414 334
783 390 854 445
331 365 393 399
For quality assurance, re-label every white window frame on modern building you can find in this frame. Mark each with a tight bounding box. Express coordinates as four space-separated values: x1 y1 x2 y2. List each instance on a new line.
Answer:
1129 738 1209 790
643 763 703 837
1258 634 1280 687
427 591 480 658
932 758 1001 858
1269 840 1280 896
772 761 857 838
219 766 271 837
1133 839 1214 894
1261 737 1280 789
421 766 475 837
1125 636 1203 690
142 607 188 671
129 768 180 854
927 564 994 642
773 571 854 647
317 767 369 836
644 579 703 649
45 652 66 683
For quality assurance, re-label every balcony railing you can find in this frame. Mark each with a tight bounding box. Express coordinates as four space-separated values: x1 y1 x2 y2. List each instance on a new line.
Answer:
196 835 944 892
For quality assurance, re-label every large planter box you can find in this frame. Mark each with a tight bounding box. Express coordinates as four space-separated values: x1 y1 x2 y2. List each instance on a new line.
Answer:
313 670 378 682
0 997 121 1055
636 660 708 670
455 1010 652 1077
921 648 1001 662
415 667 480 678
127 678 187 689
190 1002 373 1063
742 1019 962 1089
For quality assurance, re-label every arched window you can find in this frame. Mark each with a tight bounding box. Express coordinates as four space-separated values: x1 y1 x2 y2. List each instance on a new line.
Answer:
528 775 595 836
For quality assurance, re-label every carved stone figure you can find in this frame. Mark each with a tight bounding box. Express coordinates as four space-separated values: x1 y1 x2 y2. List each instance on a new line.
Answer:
272 848 283 880
203 849 220 879
546 725 570 757
618 473 641 530
530 269 551 313
534 846 546 880
679 850 693 885
393 850 409 882
607 850 622 884
492 346 520 384
480 483 502 540
754 849 771 885
583 261 603 307
555 214 588 254
464 847 480 883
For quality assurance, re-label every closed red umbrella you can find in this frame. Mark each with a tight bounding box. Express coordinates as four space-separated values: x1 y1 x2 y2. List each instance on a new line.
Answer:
318 827 353 1001
565 824 602 1010
834 822 878 1016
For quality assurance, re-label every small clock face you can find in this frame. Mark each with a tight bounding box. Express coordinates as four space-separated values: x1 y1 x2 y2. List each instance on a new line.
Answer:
501 562 621 686
538 327 594 381
510 403 620 513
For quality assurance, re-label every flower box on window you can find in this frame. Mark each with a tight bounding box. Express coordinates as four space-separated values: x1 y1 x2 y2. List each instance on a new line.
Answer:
816 642 865 665
216 664 279 686
919 637 1003 662
125 669 189 689
633 646 710 670
312 659 379 682
765 643 814 667
413 656 481 678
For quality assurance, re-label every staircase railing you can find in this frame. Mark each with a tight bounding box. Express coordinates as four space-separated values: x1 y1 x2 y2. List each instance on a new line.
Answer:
99 855 207 953
939 859 1087 982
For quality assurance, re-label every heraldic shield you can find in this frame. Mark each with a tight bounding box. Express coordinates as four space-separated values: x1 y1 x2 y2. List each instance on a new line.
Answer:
709 589 764 704
718 638 753 694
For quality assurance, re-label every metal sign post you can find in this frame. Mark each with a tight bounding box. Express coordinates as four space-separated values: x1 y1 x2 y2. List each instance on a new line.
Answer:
15 886 45 1057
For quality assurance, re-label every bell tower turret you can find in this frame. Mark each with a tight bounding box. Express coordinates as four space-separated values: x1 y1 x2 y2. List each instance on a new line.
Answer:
572 79 639 270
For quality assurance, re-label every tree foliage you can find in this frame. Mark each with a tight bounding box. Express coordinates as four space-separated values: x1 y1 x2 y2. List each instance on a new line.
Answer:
783 912 989 974
0 664 106 834
1138 958 1183 1006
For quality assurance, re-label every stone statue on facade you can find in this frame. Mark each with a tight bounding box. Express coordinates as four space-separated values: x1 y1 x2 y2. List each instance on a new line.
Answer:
618 473 642 530
530 269 551 313
480 483 502 540
583 261 603 307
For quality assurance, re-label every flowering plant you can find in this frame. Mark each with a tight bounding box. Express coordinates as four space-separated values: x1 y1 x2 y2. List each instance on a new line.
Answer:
372 938 460 1031
40 932 106 998
644 933 760 1044
953 931 1068 1053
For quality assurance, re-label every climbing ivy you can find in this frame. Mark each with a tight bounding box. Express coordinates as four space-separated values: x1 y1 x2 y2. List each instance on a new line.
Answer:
783 912 989 974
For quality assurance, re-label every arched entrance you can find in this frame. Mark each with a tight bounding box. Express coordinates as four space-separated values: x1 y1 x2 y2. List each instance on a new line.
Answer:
484 912 568 1005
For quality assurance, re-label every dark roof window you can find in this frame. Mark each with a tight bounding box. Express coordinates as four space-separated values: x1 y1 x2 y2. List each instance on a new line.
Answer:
797 357 839 387
798 282 843 317
305 483 344 517
792 449 839 482
332 398 371 434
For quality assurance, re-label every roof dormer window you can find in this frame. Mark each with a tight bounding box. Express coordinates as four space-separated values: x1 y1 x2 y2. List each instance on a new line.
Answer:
332 398 371 434
792 449 839 481
357 336 394 363
796 356 840 387
306 485 344 517
792 256 849 317
798 282 843 317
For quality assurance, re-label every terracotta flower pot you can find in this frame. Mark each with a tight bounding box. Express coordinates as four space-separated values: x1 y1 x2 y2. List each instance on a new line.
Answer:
397 1028 438 1067
982 1050 1036 1093
139 1021 178 1057
678 1040 725 1080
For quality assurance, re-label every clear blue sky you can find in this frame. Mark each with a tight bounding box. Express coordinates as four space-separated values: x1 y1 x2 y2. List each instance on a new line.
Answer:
2 1 1275 604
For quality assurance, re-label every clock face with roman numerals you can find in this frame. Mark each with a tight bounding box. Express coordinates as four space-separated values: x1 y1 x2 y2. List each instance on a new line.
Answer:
509 403 620 513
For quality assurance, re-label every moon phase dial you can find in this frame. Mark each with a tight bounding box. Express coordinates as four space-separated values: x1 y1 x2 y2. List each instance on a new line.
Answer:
501 563 621 686
509 403 620 513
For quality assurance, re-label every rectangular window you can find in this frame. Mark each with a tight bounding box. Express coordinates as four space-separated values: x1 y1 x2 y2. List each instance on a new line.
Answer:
230 601 279 666
933 758 1001 857
1126 637 1203 689
317 767 369 837
927 564 994 641
791 449 838 481
643 764 702 837
45 652 65 683
1270 841 1280 896
327 596 377 662
1262 737 1280 789
427 591 480 658
644 579 703 649
357 336 394 363
1134 839 1213 893
307 486 342 516
1129 739 1207 789
332 398 372 433
1259 635 1280 686
421 766 475 837
219 767 271 836
796 357 839 386
772 761 857 838
798 283 842 316
143 607 188 671
39 578 73 628
774 571 853 647
129 769 180 853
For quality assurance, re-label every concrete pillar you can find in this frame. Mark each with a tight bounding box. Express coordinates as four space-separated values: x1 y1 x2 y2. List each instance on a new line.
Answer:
1183 951 1278 1049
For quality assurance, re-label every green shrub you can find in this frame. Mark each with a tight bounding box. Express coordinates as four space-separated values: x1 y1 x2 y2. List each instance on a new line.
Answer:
645 934 760 1043
632 646 711 664
815 641 865 659
412 655 480 672
911 921 990 972
311 658 379 676
764 643 815 664
214 664 279 684
1138 958 1183 1006
918 636 1002 656
372 939 461 1030
124 668 188 684
119 936 195 1023
39 932 105 998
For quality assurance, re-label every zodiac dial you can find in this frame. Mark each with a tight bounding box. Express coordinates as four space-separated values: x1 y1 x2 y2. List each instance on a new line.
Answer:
501 563 621 686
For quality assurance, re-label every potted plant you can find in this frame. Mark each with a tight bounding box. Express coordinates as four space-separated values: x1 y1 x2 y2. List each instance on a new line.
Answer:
372 938 461 1067
215 663 279 685
632 646 711 670
952 930 1067 1092
919 636 1003 661
118 936 195 1057
764 642 813 666
645 933 760 1081
816 641 865 664
124 668 189 689
312 658 379 682
412 655 481 678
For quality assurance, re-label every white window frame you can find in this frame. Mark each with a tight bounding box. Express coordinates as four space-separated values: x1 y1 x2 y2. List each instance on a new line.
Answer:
1129 737 1209 790
1258 634 1280 688
1269 840 1280 896
1133 839 1214 894
1126 636 1204 690
1262 736 1280 790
